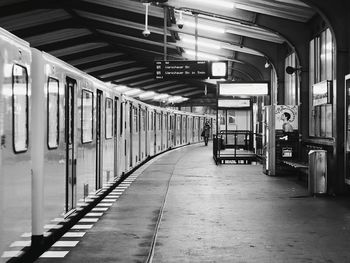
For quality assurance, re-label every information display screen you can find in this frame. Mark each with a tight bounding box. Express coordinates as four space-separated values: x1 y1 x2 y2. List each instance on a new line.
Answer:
155 60 208 80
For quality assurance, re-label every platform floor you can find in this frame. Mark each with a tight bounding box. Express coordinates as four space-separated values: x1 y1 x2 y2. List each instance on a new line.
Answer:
36 142 350 263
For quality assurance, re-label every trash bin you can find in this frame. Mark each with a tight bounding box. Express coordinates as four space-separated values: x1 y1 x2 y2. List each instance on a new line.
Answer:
308 150 327 195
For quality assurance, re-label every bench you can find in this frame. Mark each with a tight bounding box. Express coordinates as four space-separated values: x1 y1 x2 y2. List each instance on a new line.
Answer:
281 160 308 180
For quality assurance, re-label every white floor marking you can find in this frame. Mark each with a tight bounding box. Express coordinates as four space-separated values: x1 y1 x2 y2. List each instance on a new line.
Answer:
52 241 79 247
10 241 31 247
71 225 93 230
96 203 113 207
40 251 69 258
21 232 50 237
1 251 22 258
86 212 103 217
105 195 120 198
79 218 99 223
92 207 109 211
101 199 117 202
62 232 86 238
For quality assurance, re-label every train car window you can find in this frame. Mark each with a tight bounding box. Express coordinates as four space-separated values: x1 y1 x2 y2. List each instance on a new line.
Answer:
158 113 161 130
81 89 93 143
120 102 123 135
151 112 154 131
105 98 113 139
12 64 28 153
142 110 146 131
114 98 118 137
47 77 60 148
133 107 138 133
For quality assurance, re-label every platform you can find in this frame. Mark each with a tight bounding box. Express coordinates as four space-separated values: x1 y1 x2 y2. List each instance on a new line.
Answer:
34 142 350 263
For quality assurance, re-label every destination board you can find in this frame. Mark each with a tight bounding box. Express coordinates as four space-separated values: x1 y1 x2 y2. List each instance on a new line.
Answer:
155 60 208 79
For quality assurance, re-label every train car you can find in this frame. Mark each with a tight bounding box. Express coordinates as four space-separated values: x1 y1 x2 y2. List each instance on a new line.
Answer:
130 99 140 166
0 26 212 259
0 28 32 256
187 114 193 143
31 48 124 240
124 99 132 170
175 113 181 146
181 114 186 145
139 103 147 162
154 109 162 154
147 106 155 156
117 95 126 175
193 116 199 142
168 110 174 148
161 111 167 151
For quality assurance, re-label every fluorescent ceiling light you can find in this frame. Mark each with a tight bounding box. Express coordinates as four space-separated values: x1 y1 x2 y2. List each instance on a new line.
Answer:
184 49 220 60
181 37 221 50
114 85 130 92
124 88 142 96
185 21 225 34
139 91 156 99
168 96 188 103
190 0 236 9
153 94 170 100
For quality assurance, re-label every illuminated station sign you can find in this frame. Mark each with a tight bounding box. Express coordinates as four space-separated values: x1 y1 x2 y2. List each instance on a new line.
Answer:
155 60 228 80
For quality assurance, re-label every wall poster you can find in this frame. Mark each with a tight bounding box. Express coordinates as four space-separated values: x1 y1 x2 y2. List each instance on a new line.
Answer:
275 105 298 132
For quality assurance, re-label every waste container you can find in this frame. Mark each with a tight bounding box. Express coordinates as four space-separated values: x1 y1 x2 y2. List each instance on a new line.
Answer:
308 150 327 195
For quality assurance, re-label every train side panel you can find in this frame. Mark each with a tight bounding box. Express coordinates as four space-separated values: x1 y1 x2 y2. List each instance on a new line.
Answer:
0 29 32 257
139 104 147 162
101 90 115 184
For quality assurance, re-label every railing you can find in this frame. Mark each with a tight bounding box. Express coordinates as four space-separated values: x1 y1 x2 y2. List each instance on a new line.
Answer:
213 130 257 164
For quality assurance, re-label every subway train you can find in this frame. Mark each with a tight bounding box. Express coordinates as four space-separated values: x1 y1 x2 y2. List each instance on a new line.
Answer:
0 27 214 257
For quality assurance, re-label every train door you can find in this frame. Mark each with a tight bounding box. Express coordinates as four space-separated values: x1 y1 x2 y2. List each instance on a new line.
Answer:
130 104 133 167
160 112 163 150
138 107 141 161
154 111 157 154
65 77 77 212
145 108 148 157
114 97 118 177
96 89 103 189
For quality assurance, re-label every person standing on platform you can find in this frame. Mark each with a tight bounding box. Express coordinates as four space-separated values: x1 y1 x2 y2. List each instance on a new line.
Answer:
202 121 211 146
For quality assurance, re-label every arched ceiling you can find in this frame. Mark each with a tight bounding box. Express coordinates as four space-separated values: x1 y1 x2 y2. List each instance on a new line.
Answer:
0 0 316 106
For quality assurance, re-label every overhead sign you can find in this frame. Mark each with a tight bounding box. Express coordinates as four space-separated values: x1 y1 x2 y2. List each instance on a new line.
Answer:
218 99 250 108
154 60 228 80
155 60 208 80
219 82 269 96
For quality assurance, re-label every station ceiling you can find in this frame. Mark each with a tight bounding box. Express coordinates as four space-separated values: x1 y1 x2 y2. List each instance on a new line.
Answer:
0 0 315 106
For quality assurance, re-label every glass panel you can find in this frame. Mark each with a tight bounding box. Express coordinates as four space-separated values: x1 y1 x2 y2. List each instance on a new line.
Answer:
325 28 333 80
105 98 113 139
48 78 59 148
309 28 334 138
81 89 93 143
133 107 138 133
320 30 326 81
13 64 28 153
120 102 123 135
325 104 332 138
